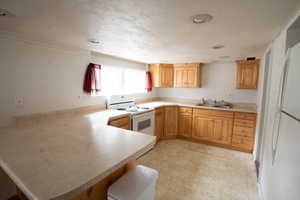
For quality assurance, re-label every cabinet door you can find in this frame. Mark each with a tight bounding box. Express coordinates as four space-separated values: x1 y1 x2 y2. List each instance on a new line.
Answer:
174 67 184 87
155 108 165 140
148 64 160 87
174 63 201 88
185 67 197 87
192 113 233 144
236 60 259 89
178 113 192 138
211 117 233 145
160 64 174 87
192 116 215 140
185 63 201 88
164 106 178 136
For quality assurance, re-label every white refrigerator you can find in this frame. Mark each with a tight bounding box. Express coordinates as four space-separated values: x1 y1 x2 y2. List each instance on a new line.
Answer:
261 41 300 199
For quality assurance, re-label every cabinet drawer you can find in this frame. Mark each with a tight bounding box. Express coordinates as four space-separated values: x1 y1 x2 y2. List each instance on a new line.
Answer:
109 116 130 128
234 119 256 128
179 107 192 114
232 135 254 150
193 108 233 118
235 112 256 120
233 126 255 138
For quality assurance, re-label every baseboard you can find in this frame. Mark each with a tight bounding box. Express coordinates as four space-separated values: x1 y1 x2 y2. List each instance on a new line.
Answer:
176 136 253 153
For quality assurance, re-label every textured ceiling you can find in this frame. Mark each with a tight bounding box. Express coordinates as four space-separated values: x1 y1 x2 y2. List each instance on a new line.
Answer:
0 0 299 63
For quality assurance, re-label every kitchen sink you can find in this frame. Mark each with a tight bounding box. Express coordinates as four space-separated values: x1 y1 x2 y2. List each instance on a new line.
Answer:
196 103 233 109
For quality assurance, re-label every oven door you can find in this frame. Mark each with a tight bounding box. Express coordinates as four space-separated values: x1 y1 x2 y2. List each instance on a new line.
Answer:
132 111 155 136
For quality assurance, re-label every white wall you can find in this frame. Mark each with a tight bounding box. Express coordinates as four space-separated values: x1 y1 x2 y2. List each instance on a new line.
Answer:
157 62 258 103
0 37 156 128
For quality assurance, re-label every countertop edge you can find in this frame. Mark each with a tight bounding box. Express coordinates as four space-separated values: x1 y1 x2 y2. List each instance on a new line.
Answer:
50 137 156 200
0 159 37 200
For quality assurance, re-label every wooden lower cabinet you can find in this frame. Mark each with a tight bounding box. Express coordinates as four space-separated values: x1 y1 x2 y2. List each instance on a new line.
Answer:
178 107 193 138
231 112 257 152
108 116 130 130
153 106 257 153
164 106 178 137
192 114 233 145
232 135 254 151
192 116 214 140
155 107 165 140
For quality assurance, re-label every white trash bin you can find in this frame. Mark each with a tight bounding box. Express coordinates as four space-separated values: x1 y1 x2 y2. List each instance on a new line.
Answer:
108 165 159 200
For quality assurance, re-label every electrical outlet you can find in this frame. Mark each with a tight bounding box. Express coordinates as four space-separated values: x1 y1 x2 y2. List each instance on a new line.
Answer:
15 97 24 107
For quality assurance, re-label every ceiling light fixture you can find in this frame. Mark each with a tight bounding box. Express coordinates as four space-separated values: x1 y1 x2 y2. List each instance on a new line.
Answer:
88 38 100 44
212 45 225 49
192 14 213 24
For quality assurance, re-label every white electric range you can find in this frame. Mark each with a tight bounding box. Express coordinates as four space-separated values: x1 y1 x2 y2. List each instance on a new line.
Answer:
107 95 155 136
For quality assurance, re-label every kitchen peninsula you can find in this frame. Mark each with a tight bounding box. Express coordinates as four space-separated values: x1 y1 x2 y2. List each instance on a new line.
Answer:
0 112 156 200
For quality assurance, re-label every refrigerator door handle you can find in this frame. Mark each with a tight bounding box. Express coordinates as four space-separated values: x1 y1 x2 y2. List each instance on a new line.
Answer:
278 49 291 108
271 111 281 165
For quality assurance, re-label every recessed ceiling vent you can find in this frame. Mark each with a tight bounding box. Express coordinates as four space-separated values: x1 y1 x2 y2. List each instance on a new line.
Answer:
0 8 14 17
212 44 225 49
88 38 100 44
192 14 213 24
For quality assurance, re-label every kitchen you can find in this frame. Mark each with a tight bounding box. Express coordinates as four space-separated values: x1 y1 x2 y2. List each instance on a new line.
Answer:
0 1 300 200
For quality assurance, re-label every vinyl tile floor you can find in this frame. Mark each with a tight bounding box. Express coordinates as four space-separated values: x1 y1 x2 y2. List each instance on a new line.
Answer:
137 139 259 200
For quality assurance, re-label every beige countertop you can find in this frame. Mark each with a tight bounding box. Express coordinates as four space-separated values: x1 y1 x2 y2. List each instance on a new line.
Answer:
138 101 257 113
0 112 156 200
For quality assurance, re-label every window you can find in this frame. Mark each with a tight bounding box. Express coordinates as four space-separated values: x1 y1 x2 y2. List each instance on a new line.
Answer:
100 65 147 96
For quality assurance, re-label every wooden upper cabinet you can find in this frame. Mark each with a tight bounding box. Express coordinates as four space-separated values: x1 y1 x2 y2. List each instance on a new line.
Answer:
149 64 174 88
236 60 259 89
173 63 202 88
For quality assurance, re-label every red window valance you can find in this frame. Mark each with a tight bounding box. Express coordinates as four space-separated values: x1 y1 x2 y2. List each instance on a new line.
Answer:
83 63 101 95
